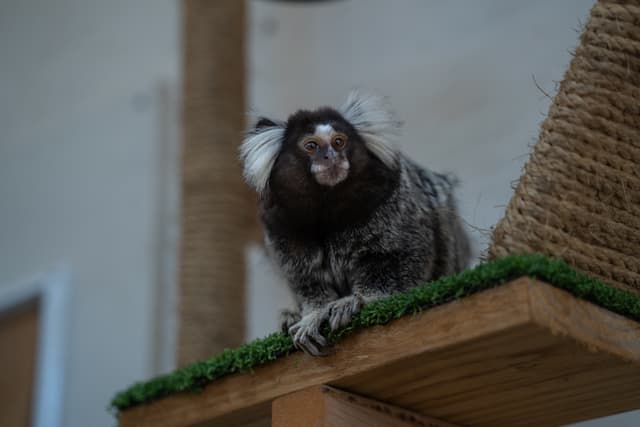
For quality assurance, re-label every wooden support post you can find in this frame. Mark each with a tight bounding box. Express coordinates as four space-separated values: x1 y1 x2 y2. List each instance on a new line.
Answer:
272 385 461 427
177 0 254 366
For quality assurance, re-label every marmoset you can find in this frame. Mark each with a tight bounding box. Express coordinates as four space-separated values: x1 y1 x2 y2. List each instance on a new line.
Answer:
240 91 470 356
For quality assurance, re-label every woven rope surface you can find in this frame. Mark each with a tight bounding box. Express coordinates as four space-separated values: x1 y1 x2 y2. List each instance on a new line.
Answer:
177 0 253 366
489 0 640 295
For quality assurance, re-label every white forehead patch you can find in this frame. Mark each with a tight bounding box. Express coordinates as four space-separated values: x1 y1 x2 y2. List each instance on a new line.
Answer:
314 124 334 142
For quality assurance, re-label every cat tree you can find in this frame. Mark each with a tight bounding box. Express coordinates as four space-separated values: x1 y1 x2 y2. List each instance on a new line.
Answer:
489 0 640 297
114 0 640 425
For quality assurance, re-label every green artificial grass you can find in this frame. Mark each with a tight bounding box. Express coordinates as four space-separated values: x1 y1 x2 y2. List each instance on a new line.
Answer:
110 254 640 414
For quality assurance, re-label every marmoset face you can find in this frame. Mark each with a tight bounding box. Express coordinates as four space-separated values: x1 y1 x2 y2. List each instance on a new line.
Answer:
298 123 350 186
279 107 369 188
240 91 401 199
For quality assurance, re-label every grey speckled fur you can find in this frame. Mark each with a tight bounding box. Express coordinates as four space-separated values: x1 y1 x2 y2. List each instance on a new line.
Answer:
241 92 470 356
267 155 469 355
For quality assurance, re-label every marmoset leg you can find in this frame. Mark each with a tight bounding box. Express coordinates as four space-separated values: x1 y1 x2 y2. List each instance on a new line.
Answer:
287 281 339 356
326 250 433 332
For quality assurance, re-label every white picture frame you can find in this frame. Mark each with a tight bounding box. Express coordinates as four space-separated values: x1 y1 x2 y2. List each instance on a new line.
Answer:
0 266 70 427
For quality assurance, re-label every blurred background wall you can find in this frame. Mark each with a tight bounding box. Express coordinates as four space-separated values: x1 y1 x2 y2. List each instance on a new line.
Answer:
0 1 180 426
1 1 637 426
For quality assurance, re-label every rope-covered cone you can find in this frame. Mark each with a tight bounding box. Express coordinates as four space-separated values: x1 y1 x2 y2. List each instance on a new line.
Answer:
489 0 640 295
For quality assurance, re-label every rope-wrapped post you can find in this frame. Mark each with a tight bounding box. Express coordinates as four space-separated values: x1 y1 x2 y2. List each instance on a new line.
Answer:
489 0 640 295
177 0 254 366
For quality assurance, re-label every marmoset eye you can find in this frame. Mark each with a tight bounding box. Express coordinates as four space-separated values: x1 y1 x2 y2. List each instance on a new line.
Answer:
332 135 346 149
303 141 318 152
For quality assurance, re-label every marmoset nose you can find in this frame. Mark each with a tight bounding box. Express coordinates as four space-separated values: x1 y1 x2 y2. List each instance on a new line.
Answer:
321 145 338 161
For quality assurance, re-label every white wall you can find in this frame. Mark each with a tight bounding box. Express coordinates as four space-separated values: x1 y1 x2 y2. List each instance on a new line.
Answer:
0 1 179 426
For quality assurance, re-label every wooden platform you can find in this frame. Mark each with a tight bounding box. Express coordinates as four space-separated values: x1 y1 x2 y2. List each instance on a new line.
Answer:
119 278 640 427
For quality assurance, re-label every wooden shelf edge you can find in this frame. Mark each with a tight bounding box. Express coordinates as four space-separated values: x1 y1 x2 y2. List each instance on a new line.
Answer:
119 277 640 427
527 279 640 365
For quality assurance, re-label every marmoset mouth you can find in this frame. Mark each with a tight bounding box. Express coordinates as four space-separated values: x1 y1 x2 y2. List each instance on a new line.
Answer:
312 162 349 186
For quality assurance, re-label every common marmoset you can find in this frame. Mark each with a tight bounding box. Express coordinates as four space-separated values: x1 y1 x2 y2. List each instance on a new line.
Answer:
240 91 470 356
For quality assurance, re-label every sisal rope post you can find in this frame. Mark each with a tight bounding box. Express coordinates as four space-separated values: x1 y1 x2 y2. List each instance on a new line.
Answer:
177 0 254 366
489 0 640 295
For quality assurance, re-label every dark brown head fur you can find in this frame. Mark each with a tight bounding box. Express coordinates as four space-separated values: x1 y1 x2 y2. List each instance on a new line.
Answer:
263 107 400 240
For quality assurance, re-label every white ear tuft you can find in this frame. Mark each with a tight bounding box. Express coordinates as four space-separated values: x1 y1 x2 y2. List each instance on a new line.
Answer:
239 123 285 194
339 90 402 168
